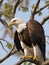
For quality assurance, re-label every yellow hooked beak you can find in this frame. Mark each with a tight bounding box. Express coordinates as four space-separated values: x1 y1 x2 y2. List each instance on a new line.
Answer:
8 21 15 29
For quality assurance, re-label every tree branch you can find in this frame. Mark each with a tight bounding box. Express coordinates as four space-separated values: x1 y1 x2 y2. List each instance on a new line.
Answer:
0 41 8 52
15 59 49 65
40 15 49 25
10 50 17 56
0 38 11 43
36 4 49 14
41 60 49 65
12 0 23 18
0 38 18 63
15 59 41 65
0 44 15 63
31 0 40 18
2 29 8 39
0 18 14 37
0 38 13 52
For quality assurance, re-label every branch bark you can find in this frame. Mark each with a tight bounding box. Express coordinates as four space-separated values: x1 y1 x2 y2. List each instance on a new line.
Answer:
41 15 49 25
0 44 15 63
0 18 14 37
0 41 8 52
12 0 23 18
15 59 41 65
0 38 11 43
0 38 18 63
36 4 49 14
31 0 40 18
41 60 49 65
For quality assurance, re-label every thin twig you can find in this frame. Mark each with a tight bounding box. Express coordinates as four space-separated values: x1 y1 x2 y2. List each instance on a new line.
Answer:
15 59 49 65
31 0 40 18
41 60 49 65
41 15 49 25
0 39 18 62
0 44 15 63
10 50 17 56
0 41 8 52
12 0 23 18
0 38 11 43
15 58 41 65
0 18 14 37
2 29 8 39
36 4 49 14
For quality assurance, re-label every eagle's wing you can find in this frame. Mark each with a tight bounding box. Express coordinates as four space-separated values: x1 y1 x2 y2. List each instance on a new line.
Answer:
27 19 45 60
14 30 24 52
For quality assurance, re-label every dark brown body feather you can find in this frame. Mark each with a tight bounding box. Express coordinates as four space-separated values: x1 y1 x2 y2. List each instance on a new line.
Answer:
27 19 45 61
14 30 24 52
14 19 45 61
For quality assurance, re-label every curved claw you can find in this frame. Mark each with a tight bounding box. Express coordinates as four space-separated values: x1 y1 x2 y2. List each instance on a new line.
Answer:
20 56 33 59
33 56 39 61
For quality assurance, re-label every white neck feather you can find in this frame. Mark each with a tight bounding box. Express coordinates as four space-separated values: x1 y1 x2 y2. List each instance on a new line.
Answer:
16 23 27 33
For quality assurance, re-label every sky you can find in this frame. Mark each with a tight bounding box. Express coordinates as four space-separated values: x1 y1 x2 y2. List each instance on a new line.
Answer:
0 0 49 65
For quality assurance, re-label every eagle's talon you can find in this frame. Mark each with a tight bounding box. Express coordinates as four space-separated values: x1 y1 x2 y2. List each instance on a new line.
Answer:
20 56 33 59
33 56 39 61
20 56 27 59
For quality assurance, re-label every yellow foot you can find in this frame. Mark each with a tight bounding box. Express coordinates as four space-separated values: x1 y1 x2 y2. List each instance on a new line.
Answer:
21 56 33 59
33 56 39 61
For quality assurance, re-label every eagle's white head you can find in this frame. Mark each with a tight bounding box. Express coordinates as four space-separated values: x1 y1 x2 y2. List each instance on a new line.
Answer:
8 18 26 33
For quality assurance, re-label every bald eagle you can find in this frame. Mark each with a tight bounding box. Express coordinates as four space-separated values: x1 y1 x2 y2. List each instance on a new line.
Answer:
8 18 45 62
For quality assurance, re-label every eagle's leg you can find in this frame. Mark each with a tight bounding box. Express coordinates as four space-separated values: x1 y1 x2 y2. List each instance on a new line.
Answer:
33 46 39 61
33 56 38 61
21 48 33 59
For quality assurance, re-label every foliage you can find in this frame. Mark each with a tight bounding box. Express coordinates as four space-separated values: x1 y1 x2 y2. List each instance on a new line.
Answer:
0 0 49 19
45 0 49 9
32 4 35 9
21 7 28 12
3 3 13 17
45 1 49 5
6 42 12 49
38 12 42 16
18 6 28 12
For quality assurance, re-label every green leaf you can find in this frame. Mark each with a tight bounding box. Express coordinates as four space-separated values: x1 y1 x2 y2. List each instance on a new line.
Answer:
32 4 35 9
45 1 49 5
22 7 28 12
38 12 42 16
6 42 12 49
3 7 13 18
4 3 10 9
